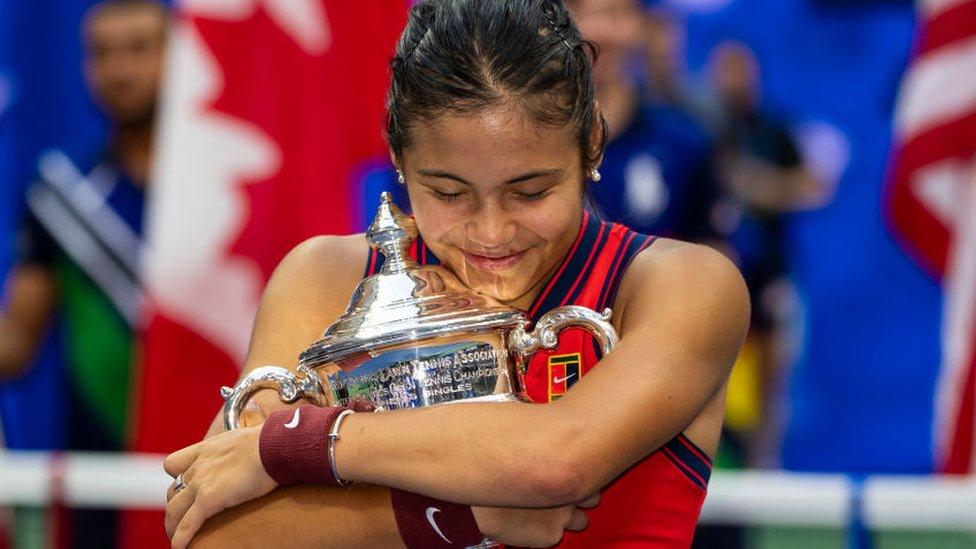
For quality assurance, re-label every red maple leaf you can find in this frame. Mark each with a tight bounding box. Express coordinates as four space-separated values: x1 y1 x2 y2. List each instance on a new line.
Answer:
193 0 406 280
123 6 406 547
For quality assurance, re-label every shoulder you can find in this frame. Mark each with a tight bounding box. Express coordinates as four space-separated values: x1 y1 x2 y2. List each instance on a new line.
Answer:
261 234 370 315
621 237 749 318
270 232 368 282
243 233 370 371
277 233 369 272
615 238 750 361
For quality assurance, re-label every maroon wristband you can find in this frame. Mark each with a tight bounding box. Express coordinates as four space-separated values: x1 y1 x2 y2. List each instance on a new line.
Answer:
390 489 484 548
259 405 347 486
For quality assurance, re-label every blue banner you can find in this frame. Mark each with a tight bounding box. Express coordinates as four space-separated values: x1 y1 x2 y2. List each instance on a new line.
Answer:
682 0 940 473
0 0 110 449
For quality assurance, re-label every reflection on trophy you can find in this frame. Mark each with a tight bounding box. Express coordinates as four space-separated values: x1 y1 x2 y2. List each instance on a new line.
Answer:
221 193 619 430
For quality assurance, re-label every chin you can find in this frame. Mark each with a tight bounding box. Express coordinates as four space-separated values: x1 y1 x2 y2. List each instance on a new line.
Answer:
462 275 532 304
439 249 539 303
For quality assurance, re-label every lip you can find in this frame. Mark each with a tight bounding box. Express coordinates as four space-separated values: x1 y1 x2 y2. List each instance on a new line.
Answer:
463 250 526 272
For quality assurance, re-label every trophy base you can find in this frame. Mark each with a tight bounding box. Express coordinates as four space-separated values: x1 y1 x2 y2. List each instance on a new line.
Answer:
446 392 521 405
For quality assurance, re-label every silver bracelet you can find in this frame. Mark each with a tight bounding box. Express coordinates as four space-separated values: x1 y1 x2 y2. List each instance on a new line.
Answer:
327 409 357 487
466 538 502 548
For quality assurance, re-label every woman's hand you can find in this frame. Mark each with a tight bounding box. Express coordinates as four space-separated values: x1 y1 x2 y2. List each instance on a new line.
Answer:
164 426 277 549
472 492 600 548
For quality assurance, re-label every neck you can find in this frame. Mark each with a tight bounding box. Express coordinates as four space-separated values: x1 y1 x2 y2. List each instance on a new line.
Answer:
500 270 556 312
111 122 154 186
597 78 639 141
722 91 757 119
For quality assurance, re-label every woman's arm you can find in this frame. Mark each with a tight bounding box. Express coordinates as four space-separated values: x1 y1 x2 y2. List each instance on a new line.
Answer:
171 241 746 514
333 241 748 506
178 482 592 549
172 235 594 548
220 234 371 429
188 485 403 549
0 264 58 380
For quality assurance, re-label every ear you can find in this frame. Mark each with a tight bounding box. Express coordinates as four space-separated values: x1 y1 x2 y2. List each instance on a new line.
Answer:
389 148 399 169
588 102 607 170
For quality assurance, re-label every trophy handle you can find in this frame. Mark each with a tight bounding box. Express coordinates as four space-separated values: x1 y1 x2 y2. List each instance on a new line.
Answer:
220 365 328 430
507 306 619 372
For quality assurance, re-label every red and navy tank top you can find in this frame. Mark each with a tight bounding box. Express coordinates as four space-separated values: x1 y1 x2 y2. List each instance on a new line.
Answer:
365 211 712 548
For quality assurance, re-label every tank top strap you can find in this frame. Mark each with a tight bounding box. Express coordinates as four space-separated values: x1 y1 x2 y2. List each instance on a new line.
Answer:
593 227 657 313
526 213 656 322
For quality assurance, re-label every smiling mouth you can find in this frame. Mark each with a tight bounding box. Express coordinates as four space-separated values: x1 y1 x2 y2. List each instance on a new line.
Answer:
463 250 526 272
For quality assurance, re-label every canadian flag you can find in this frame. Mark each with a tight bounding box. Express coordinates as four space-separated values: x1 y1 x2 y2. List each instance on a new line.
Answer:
123 1 406 546
886 0 976 473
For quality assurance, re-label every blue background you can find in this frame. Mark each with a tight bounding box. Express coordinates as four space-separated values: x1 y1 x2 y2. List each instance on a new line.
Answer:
680 0 940 472
0 0 113 449
0 0 943 472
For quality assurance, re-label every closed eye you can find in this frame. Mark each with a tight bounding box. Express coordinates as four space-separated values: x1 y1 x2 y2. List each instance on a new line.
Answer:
515 189 550 201
431 188 463 202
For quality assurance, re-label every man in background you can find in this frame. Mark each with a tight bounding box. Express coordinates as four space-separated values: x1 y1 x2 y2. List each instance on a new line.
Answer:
640 6 691 110
709 40 824 455
567 0 720 242
0 1 166 546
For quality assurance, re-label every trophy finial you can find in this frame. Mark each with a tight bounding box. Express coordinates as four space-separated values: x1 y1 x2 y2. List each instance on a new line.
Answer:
367 192 418 274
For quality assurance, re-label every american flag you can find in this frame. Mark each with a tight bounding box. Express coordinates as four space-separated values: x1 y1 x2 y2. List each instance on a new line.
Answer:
887 0 976 473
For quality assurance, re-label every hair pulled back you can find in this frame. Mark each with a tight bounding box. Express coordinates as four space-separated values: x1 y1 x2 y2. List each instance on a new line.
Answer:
387 0 608 174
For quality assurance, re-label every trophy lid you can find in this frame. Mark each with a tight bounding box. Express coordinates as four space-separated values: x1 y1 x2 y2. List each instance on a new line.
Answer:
299 193 524 367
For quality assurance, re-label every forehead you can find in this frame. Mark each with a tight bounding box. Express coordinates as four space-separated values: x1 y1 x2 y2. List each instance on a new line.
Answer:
85 4 166 42
403 104 578 178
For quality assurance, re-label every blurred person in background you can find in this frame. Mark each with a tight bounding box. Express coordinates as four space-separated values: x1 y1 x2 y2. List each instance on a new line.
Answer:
640 6 693 111
706 40 825 471
566 0 720 243
0 0 167 546
711 42 823 216
567 6 738 545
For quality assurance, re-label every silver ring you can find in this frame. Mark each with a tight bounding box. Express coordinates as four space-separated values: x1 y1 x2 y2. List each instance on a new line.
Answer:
172 473 187 494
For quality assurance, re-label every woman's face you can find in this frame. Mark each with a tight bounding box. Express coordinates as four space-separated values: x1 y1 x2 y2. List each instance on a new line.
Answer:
399 104 585 308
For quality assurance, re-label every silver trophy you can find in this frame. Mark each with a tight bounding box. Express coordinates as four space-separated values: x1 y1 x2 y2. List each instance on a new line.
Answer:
221 192 618 430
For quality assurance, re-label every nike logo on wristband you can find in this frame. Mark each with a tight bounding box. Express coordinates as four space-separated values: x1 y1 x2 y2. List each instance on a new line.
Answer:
425 507 452 543
284 408 301 429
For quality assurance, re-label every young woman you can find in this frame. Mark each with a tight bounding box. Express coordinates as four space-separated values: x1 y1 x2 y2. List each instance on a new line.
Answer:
163 1 748 547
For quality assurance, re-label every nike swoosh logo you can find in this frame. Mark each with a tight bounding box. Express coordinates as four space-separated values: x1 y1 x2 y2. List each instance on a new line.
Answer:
553 372 576 384
283 408 301 429
425 507 452 544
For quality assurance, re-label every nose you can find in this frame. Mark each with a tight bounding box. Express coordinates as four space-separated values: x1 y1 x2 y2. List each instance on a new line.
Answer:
466 199 516 251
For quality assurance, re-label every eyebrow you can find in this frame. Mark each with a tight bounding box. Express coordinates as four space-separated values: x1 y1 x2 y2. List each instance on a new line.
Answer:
417 168 562 185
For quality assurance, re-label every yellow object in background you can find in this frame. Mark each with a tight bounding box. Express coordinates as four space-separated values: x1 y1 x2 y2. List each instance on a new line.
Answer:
725 336 762 432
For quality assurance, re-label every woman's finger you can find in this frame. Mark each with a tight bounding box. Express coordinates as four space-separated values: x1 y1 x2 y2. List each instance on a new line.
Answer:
164 442 202 478
578 492 601 509
170 498 213 549
165 481 196 540
165 465 195 503
566 509 589 532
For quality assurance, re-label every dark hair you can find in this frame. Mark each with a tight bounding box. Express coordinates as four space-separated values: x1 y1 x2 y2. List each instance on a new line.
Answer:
386 0 608 175
84 0 170 35
88 0 168 17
